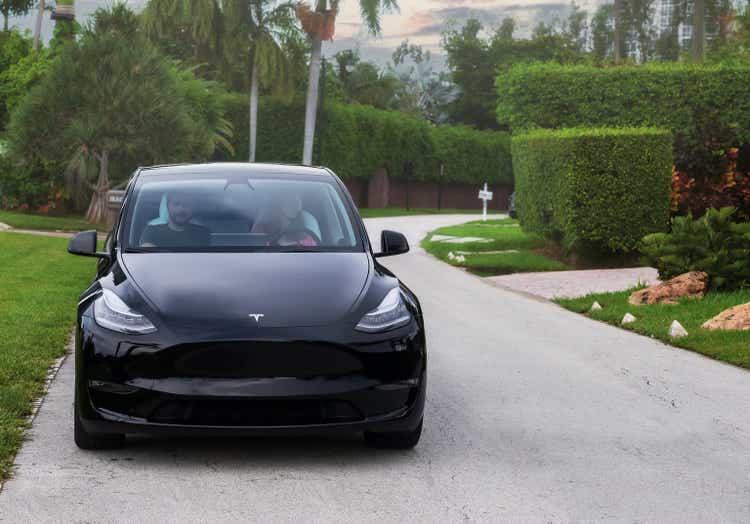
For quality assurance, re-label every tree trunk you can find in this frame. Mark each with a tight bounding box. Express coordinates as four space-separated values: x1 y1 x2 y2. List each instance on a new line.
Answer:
85 150 110 224
692 0 705 63
3 12 8 32
613 0 623 64
249 59 260 162
302 33 323 166
33 0 45 51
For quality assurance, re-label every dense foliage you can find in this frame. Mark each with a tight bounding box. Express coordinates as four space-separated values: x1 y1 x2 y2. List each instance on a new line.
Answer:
220 94 512 185
5 4 231 219
640 207 750 290
511 127 673 253
496 63 750 140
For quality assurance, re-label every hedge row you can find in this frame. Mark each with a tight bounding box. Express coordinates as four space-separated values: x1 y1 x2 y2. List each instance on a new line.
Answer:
496 63 750 140
220 93 512 185
511 127 673 253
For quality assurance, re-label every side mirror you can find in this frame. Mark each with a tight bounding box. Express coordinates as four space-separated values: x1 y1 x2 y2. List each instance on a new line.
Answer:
68 230 109 260
375 230 409 258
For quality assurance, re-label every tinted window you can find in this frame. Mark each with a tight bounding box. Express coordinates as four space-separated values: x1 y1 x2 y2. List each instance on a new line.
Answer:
122 172 361 252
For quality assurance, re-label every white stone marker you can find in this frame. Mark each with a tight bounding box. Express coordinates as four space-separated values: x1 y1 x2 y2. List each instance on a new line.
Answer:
622 313 637 325
668 320 688 338
590 301 603 312
478 182 493 222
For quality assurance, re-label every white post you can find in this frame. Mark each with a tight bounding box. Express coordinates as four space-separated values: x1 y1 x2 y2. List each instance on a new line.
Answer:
478 182 492 222
482 182 488 222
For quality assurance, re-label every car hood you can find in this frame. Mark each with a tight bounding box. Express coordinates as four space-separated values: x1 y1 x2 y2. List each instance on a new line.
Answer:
120 252 370 332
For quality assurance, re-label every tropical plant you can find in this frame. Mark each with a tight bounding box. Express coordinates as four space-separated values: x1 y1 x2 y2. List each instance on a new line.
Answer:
296 0 397 165
224 0 297 161
640 207 750 290
7 3 231 222
141 0 226 78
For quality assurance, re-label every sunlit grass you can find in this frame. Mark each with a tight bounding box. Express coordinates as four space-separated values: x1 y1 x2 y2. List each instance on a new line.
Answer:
421 218 567 275
556 289 750 369
0 233 94 480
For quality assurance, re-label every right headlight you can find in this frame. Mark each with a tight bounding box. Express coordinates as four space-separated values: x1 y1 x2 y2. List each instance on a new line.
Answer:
355 288 411 333
93 289 157 334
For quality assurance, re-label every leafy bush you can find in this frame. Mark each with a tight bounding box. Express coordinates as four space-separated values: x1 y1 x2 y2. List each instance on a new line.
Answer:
512 127 673 253
221 94 512 185
640 207 750 290
496 63 750 141
432 125 512 185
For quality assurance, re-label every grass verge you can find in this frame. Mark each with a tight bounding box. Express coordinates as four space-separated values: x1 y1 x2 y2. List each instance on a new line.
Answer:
421 218 567 275
556 289 750 369
0 233 94 480
358 207 503 218
0 210 103 232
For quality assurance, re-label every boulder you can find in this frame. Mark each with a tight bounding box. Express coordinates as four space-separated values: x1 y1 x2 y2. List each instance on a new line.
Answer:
590 301 602 312
702 302 750 331
628 271 708 306
621 313 637 325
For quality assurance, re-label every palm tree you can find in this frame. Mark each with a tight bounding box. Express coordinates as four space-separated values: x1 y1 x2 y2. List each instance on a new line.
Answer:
225 0 296 161
298 0 397 166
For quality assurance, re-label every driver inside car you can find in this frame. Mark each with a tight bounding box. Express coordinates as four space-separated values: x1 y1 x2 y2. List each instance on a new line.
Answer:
252 191 320 247
140 190 210 248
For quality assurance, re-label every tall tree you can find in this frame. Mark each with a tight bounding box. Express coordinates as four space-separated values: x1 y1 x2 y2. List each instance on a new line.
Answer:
1 0 34 32
297 0 397 166
224 0 296 161
591 4 614 61
8 3 230 222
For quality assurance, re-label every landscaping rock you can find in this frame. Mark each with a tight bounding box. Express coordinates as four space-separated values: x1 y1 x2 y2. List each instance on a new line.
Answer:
622 313 637 325
701 302 750 331
628 271 709 306
590 301 602 312
668 320 688 338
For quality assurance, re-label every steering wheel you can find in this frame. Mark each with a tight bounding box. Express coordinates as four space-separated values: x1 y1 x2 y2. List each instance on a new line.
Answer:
276 227 321 247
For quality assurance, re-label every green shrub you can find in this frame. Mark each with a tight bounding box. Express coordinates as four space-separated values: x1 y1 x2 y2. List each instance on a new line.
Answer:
511 127 673 253
432 125 512 185
496 63 750 141
640 207 750 290
220 94 512 185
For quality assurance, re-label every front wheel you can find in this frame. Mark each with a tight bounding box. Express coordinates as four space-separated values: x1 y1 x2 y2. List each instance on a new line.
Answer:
364 419 422 449
74 404 125 450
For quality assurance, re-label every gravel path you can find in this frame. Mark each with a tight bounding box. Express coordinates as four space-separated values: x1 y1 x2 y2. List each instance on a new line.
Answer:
1 215 749 523
486 267 660 300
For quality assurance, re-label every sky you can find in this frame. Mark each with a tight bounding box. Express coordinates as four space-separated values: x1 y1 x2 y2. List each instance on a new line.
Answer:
10 0 604 68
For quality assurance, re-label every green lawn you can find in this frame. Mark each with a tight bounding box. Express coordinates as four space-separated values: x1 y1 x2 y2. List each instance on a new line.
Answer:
0 233 94 480
421 218 567 275
0 210 104 232
358 207 503 218
556 289 750 369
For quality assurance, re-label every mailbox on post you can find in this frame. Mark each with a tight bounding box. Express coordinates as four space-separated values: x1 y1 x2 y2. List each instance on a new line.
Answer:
106 190 126 228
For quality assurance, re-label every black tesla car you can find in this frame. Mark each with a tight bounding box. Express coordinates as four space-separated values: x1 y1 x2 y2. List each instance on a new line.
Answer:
68 163 425 450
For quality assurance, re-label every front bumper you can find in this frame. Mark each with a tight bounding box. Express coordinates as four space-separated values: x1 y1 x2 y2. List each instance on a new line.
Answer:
76 316 426 436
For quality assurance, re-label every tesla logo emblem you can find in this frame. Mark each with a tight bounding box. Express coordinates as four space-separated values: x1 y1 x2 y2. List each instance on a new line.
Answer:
248 313 264 323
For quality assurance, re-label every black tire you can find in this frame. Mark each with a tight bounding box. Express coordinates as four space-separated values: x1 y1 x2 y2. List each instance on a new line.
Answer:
74 404 125 450
364 419 422 449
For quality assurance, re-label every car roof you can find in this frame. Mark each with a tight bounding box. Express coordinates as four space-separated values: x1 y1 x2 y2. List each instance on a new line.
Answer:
137 162 333 178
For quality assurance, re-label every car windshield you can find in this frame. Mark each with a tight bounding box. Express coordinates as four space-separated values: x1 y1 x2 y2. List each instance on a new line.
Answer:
121 171 362 253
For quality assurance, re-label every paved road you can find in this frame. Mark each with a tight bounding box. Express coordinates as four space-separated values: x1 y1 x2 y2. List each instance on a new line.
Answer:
2 215 750 523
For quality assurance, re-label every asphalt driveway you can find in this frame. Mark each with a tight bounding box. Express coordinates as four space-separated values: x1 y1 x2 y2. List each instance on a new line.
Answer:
1 214 749 522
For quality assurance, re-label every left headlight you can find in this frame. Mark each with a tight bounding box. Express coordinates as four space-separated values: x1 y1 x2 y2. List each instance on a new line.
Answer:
355 287 411 333
94 289 157 334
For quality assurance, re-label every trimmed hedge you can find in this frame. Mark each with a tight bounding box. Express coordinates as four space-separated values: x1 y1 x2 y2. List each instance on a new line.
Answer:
512 127 673 253
220 93 512 185
496 63 750 140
